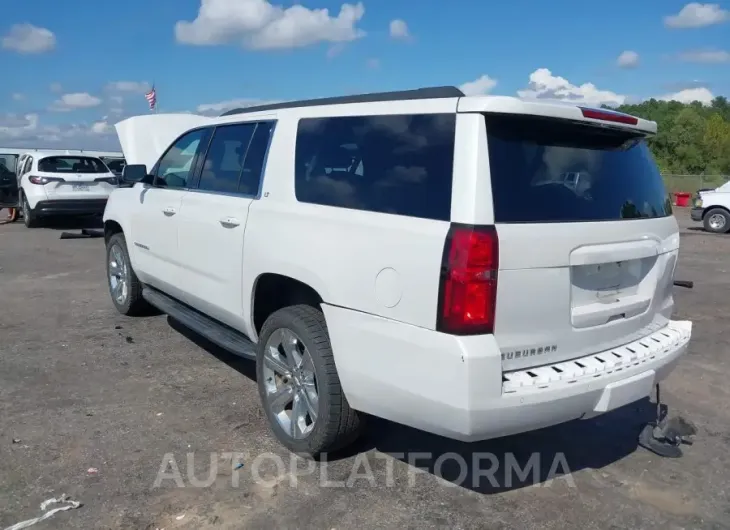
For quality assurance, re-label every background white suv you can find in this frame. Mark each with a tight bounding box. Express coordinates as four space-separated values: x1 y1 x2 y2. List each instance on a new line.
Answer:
103 87 692 457
17 152 118 227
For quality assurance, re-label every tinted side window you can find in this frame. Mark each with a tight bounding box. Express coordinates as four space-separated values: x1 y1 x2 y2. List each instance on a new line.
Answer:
198 124 256 194
239 122 274 196
294 114 455 221
155 128 208 189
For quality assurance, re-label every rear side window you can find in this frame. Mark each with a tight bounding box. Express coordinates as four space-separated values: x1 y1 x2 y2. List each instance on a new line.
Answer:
486 115 672 223
295 114 456 221
39 156 107 173
197 121 273 196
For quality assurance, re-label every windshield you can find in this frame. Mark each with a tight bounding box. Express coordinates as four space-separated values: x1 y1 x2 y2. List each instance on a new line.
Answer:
485 114 672 223
0 154 19 176
38 156 108 174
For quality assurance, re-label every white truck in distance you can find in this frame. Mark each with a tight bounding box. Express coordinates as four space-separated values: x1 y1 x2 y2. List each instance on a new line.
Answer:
691 181 730 233
103 87 692 457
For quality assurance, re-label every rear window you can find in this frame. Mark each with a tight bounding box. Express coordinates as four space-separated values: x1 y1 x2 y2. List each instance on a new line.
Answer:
294 114 455 221
39 156 107 174
105 159 126 174
486 115 672 223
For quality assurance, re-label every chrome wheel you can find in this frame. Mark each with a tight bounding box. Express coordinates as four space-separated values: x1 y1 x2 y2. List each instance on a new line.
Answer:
108 244 129 305
708 213 726 231
262 328 319 439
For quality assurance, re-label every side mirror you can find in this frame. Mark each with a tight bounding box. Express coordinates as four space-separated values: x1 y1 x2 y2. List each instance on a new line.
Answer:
122 164 152 185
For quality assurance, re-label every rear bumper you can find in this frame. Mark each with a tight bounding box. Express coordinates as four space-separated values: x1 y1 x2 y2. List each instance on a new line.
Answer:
323 304 692 442
34 199 107 216
690 207 703 222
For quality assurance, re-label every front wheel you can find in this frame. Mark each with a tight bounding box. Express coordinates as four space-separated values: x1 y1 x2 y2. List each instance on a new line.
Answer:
106 233 150 316
703 208 730 234
256 305 363 457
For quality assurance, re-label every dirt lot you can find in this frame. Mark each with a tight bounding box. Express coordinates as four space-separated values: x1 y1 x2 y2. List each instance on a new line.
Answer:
1 210 729 530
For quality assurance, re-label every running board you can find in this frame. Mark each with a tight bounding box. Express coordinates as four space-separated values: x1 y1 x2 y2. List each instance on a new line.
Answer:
142 286 257 360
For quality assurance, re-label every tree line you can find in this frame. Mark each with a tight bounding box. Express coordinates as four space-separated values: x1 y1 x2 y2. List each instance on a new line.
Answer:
615 96 730 177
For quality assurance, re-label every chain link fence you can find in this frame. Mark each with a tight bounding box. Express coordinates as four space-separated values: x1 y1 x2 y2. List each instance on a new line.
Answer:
662 174 729 193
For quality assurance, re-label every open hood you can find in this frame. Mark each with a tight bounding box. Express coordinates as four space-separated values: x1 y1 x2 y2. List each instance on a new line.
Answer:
114 113 212 171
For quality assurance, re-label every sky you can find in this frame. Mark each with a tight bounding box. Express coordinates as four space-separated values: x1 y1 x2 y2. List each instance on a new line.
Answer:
1 0 729 151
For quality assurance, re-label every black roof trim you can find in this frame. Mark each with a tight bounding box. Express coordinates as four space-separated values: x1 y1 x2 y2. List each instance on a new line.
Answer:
219 86 465 117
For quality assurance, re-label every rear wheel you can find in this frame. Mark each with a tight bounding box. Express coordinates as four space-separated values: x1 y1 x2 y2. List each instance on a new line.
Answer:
106 233 150 316
703 208 730 234
22 194 40 228
256 305 363 457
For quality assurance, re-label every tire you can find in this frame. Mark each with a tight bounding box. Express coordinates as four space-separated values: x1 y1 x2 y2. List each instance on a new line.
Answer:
22 194 40 228
703 208 730 234
106 233 150 316
256 305 363 457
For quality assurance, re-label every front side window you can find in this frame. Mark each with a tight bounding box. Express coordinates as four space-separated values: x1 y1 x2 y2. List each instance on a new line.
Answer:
294 114 456 221
38 156 107 173
155 128 208 189
0 154 18 177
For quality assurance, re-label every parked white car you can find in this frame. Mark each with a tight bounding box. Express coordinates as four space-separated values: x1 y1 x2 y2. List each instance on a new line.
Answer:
691 181 730 233
17 152 119 228
103 87 692 456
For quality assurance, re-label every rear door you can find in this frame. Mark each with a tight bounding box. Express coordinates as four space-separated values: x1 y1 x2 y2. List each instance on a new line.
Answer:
484 113 678 371
37 156 118 201
176 120 275 329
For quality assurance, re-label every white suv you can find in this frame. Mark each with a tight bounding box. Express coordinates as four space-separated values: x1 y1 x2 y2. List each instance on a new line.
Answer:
17 152 119 228
103 87 693 456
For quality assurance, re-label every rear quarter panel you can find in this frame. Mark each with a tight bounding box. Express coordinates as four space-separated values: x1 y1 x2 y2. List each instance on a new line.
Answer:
240 112 451 340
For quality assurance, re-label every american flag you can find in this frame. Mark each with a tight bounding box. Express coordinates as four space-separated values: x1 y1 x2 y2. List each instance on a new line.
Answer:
144 86 157 111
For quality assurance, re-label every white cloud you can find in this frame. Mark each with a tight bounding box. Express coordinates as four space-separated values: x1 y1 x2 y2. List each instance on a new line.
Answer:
389 19 409 39
50 82 63 93
617 50 640 68
0 112 121 150
664 2 729 28
196 98 278 115
678 49 730 63
175 0 366 50
657 87 715 105
1 23 56 53
459 75 498 96
49 93 103 112
11 93 26 101
90 120 112 134
106 81 152 93
517 68 627 107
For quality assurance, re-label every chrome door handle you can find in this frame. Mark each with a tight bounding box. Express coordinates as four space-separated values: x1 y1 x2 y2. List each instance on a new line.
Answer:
162 207 177 216
219 217 240 227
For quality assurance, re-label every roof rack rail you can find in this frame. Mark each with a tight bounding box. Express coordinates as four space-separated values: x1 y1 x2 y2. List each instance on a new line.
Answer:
219 86 465 117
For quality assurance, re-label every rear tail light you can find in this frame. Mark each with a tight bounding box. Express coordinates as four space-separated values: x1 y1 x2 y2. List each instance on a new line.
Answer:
28 175 64 185
95 176 119 185
580 107 639 126
437 224 499 335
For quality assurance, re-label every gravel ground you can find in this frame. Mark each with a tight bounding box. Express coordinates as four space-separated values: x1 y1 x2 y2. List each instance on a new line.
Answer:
1 210 729 530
